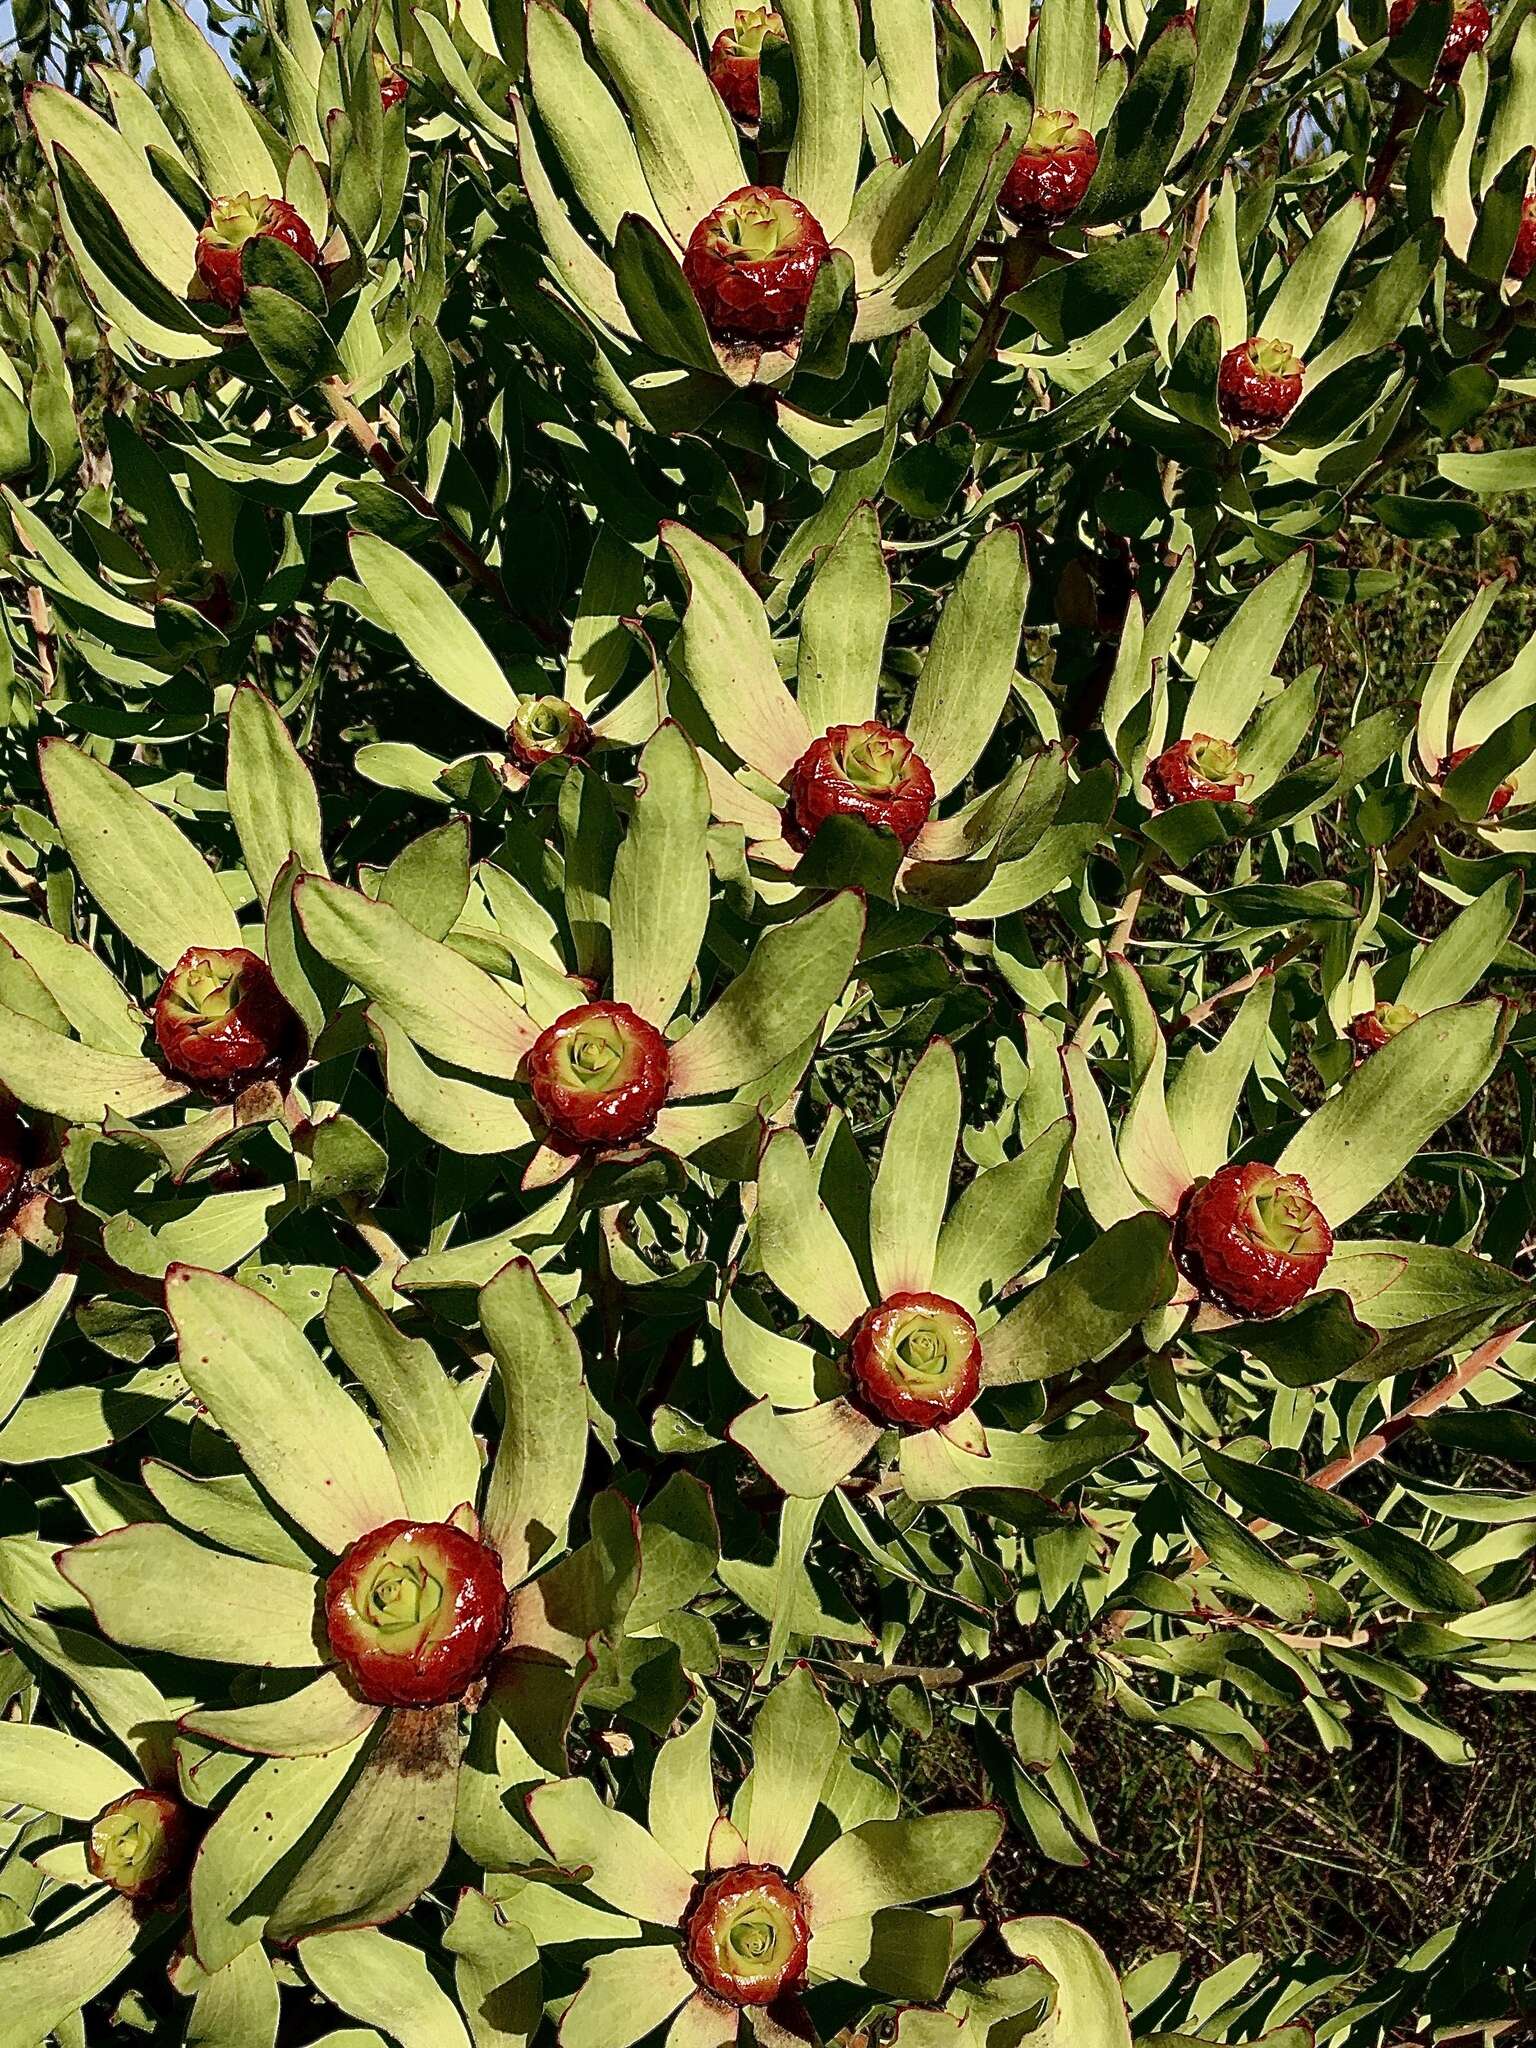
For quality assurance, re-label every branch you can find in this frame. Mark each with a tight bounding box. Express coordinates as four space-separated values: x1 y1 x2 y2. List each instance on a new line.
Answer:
1169 934 1307 1037
319 377 561 650
926 234 1040 439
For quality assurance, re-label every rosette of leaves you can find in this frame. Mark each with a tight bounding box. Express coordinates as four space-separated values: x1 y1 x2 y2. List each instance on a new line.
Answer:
50 1254 615 1952
726 1036 1171 1501
0 1712 281 2044
331 524 659 805
512 0 1020 394
292 722 865 1185
526 1664 1003 2046
1065 955 1524 1376
26 0 407 395
661 516 1074 912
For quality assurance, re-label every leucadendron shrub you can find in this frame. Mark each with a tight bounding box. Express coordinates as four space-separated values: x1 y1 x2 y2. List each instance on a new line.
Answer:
0 0 1533 2038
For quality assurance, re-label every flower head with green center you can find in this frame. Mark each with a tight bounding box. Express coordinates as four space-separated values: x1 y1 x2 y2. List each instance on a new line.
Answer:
1144 732 1247 809
86 1789 195 1902
507 693 592 769
999 106 1099 229
682 185 830 346
152 944 303 1096
848 1293 983 1430
1174 1161 1333 1319
1217 336 1306 436
325 1518 510 1707
1348 999 1419 1058
194 193 320 311
789 721 936 851
528 1667 1001 2048
525 999 671 1149
684 1865 810 2005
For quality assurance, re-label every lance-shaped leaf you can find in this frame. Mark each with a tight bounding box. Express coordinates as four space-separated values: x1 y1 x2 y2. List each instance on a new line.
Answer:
189 1740 369 1970
662 521 811 779
742 1663 841 1871
60 1524 324 1666
996 1916 1132 2048
345 532 523 730
560 1947 696 2048
589 0 745 244
612 213 723 372
669 890 863 1100
0 1273 76 1429
1075 17 1197 226
526 0 662 242
296 877 536 1078
182 1671 382 1758
40 739 240 966
0 1724 137 1819
148 0 278 197
0 1894 140 2047
226 686 327 905
903 526 1028 799
529 1775 697 1923
800 1810 1002 1919
267 1705 463 1942
757 1127 871 1332
1276 998 1511 1225
167 1264 407 1554
366 1007 535 1156
479 1258 587 1585
782 0 864 236
869 1038 960 1298
323 1273 482 1525
932 1119 1072 1311
610 724 710 1029
798 502 889 735
984 1213 1175 1384
1398 874 1523 1012
300 1925 474 2046
1182 551 1312 745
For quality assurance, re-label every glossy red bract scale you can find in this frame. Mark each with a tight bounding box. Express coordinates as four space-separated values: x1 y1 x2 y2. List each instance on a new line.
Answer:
379 69 409 108
1389 0 1491 76
86 1789 196 1902
1144 734 1244 809
1174 1162 1333 1320
708 6 784 125
194 194 320 312
998 108 1099 230
0 1095 25 1231
789 722 935 852
325 1519 510 1708
153 946 304 1096
683 186 830 346
526 1000 671 1148
684 1865 811 2006
1218 337 1305 436
1444 744 1517 816
848 1291 983 1429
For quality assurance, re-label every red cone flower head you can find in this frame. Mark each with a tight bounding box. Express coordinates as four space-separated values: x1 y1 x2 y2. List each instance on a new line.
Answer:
789 722 936 851
325 1519 510 1707
1510 197 1536 282
87 1789 196 1902
1218 337 1305 436
1174 1162 1333 1319
375 54 409 107
708 7 786 126
1444 743 1517 815
1144 733 1245 809
999 108 1100 230
684 1865 811 2006
1388 0 1492 77
683 186 830 346
194 194 320 312
153 947 303 1096
1347 999 1419 1058
848 1291 983 1429
507 694 593 769
526 1000 671 1148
